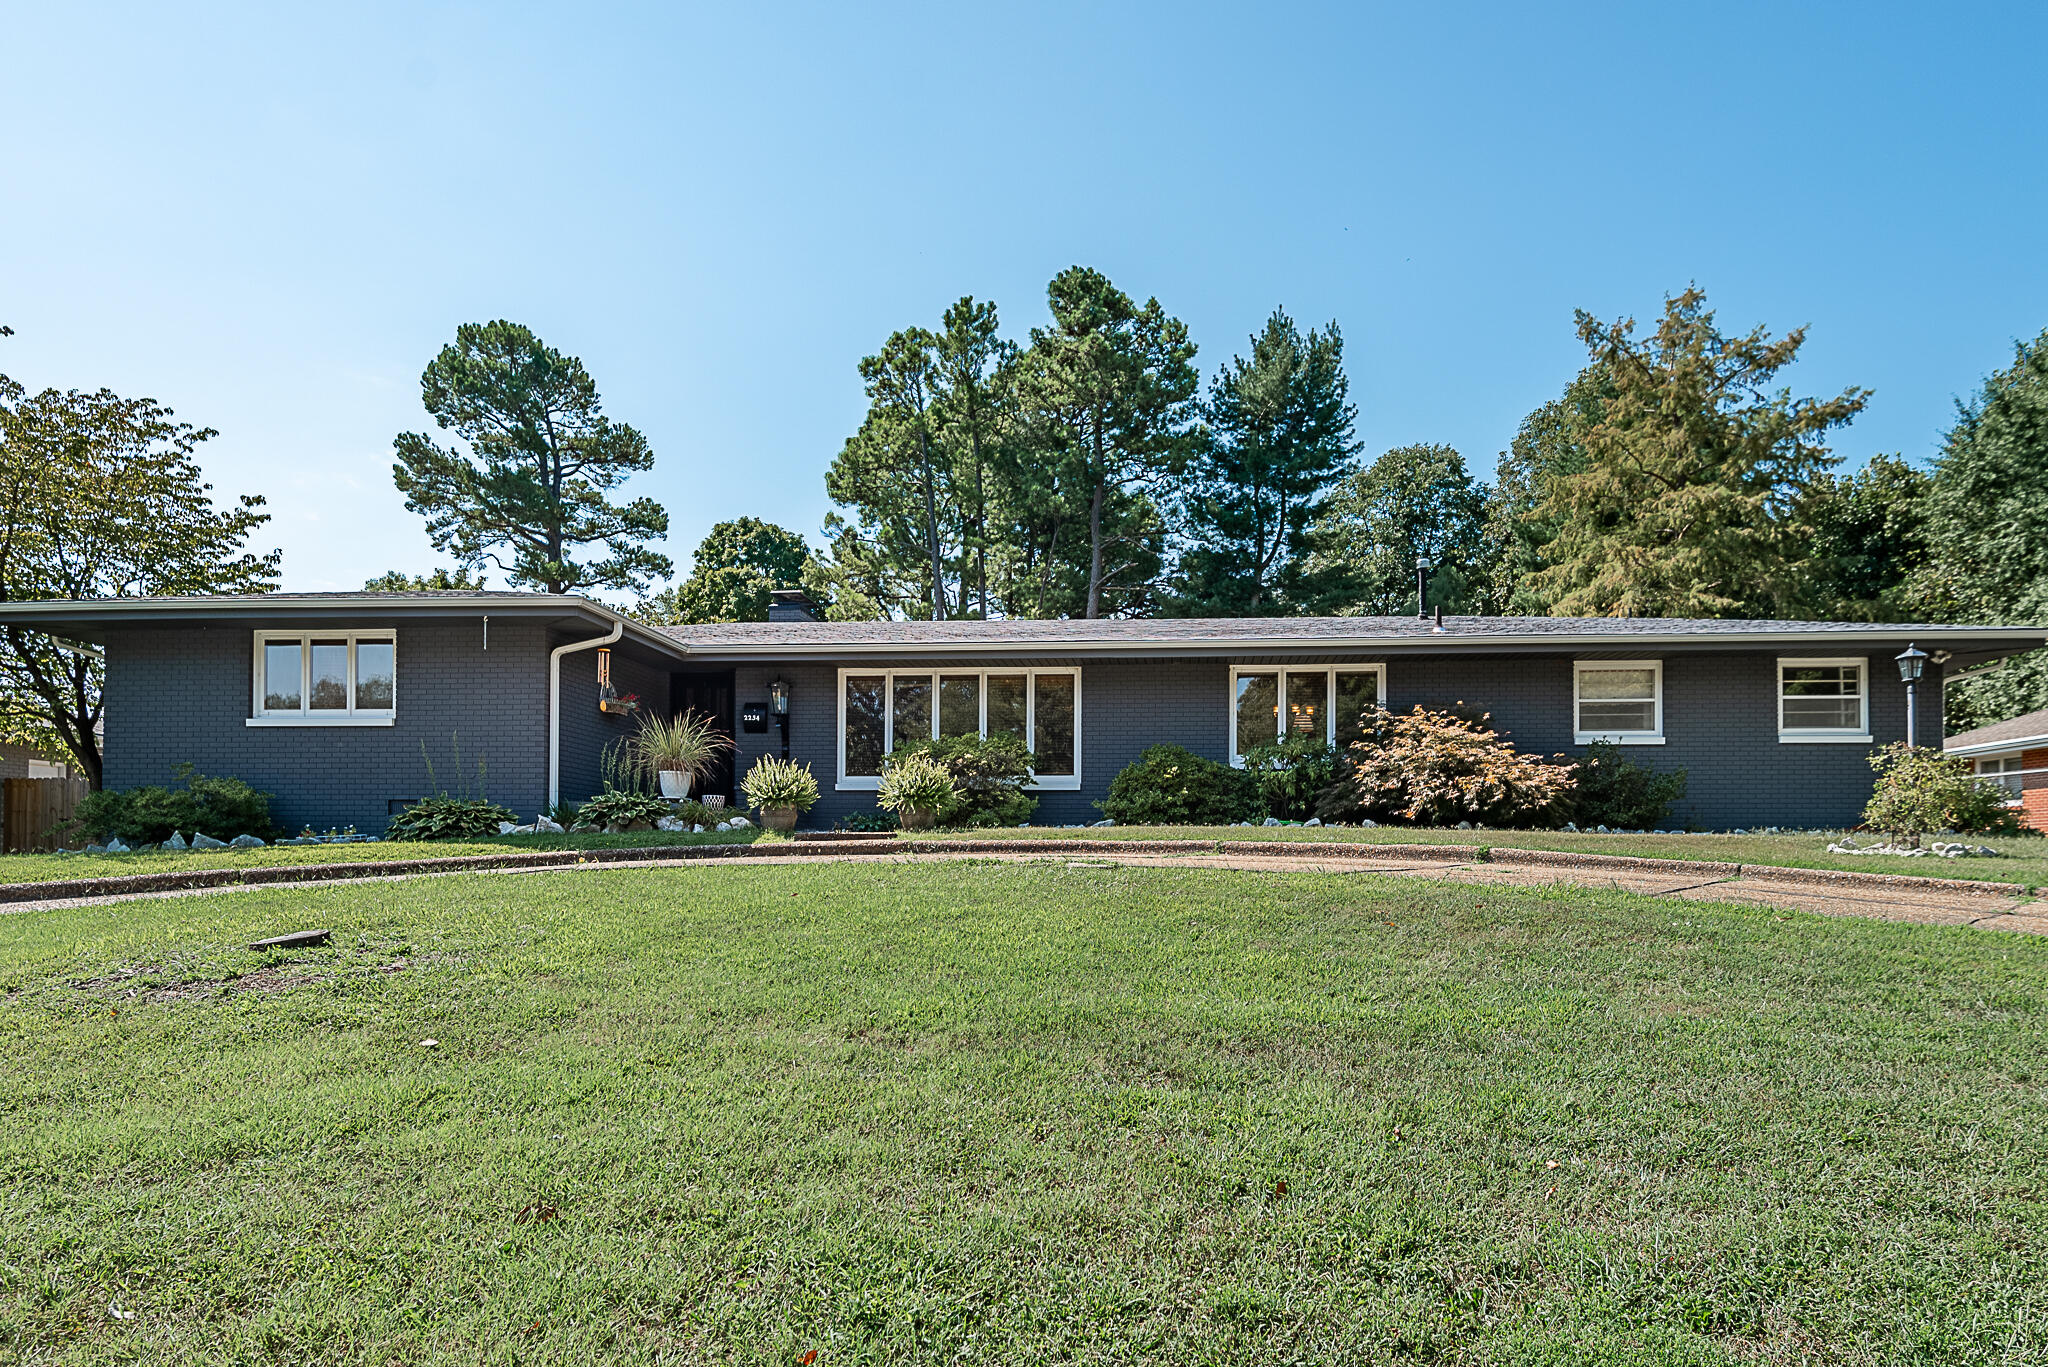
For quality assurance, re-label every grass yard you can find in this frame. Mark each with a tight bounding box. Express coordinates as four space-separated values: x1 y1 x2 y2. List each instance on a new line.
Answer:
3 824 2044 894
924 824 2048 889
3 862 2046 1364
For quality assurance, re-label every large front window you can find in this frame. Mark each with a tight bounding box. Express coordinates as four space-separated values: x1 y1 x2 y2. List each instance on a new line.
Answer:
1777 658 1869 741
837 668 1080 789
1574 660 1662 743
1976 756 2024 803
251 631 397 725
1228 665 1386 764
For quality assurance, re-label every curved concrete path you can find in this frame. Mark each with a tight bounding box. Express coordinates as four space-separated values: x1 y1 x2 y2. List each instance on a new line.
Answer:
1 842 2039 935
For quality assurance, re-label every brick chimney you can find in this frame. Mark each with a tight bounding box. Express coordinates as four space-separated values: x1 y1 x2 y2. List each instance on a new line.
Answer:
767 588 820 623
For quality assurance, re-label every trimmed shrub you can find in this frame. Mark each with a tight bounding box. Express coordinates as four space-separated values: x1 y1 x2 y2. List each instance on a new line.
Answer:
1239 735 1338 821
385 795 518 841
74 766 276 844
891 732 1039 828
1316 706 1575 827
1569 741 1687 829
1862 744 2022 843
840 808 900 833
1099 744 1258 826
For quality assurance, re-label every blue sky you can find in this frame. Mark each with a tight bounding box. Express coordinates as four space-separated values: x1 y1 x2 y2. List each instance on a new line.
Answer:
4 1 2044 599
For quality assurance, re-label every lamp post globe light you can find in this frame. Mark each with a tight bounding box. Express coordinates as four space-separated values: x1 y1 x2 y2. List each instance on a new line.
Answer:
1895 644 1930 749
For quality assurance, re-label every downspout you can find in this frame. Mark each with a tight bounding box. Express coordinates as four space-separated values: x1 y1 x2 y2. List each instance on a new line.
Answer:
548 619 623 810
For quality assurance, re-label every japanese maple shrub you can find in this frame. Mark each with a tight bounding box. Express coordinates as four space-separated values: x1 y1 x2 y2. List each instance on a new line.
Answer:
1316 705 1575 827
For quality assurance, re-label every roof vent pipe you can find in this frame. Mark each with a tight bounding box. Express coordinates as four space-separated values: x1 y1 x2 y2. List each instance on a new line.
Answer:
1433 605 1444 633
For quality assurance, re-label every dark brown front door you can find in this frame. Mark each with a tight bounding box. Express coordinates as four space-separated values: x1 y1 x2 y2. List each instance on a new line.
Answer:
671 670 737 800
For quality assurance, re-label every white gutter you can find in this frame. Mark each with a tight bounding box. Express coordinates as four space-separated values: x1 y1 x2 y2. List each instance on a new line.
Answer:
548 619 624 809
1944 732 2048 759
677 627 2048 657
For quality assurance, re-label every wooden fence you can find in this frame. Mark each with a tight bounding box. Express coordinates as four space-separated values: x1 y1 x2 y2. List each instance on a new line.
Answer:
2 776 87 853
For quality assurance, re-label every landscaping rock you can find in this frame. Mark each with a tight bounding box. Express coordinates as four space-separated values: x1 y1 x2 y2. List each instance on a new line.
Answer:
498 821 522 835
727 815 751 829
1262 817 1281 827
84 844 107 855
249 929 331 951
229 834 267 849
1303 817 1322 827
655 816 688 832
105 837 131 854
192 833 228 849
1361 819 1377 828
1454 821 1473 831
163 832 188 851
535 816 564 834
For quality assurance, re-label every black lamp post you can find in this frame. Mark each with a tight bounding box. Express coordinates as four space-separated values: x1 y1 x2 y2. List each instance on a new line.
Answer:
1895 644 1930 749
769 678 791 760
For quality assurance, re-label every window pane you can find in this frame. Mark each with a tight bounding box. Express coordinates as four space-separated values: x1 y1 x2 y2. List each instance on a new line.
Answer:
987 674 1028 739
262 641 302 711
1334 672 1380 745
1579 701 1657 733
891 675 932 749
1783 696 1861 729
939 674 980 738
844 675 886 776
1578 667 1657 701
1285 672 1326 737
355 640 395 710
1783 666 1856 697
1033 673 1075 776
1235 673 1278 754
308 641 350 709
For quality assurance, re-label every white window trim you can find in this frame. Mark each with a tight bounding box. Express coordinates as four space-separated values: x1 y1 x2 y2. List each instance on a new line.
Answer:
1226 664 1388 766
1974 756 2039 808
1573 659 1665 745
1775 656 1870 743
248 629 398 727
834 667 1081 791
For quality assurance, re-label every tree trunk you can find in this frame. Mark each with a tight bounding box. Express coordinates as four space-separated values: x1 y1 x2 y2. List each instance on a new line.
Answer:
1085 480 1106 620
918 422 945 620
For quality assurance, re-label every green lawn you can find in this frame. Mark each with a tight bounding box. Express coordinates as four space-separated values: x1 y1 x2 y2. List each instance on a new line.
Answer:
925 823 2048 889
5 823 2044 893
4 862 2045 1363
0 827 765 889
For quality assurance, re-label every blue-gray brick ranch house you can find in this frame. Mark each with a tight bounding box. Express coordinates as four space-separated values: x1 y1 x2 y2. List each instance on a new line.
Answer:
1 590 2040 833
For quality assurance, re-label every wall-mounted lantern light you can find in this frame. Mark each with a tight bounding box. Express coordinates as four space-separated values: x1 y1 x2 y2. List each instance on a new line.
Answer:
769 678 791 759
1895 643 1930 749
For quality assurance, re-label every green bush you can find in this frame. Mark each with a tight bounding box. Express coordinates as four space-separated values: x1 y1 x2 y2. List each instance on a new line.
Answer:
1569 741 1687 829
577 789 673 830
1239 735 1337 820
385 795 518 841
74 766 276 844
1862 743 2022 843
876 752 957 820
1099 745 1258 826
891 732 1038 827
840 808 900 833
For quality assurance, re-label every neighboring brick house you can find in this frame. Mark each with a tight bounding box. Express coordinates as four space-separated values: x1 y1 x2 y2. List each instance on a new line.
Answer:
0 742 70 780
0 590 2040 834
1946 707 2048 831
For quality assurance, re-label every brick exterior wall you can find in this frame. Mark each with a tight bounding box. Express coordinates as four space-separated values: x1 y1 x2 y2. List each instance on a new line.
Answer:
729 649 1925 831
102 626 1935 835
2022 746 2048 832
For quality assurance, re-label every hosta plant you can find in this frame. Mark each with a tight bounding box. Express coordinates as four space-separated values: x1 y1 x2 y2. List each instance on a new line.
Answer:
385 795 518 841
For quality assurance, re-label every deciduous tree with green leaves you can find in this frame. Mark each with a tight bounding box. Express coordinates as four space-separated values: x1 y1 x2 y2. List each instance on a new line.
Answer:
638 518 817 624
392 321 670 596
1172 309 1358 615
1797 455 1930 621
1907 329 2048 730
362 566 485 592
1299 444 1486 615
0 375 279 787
1476 365 1611 615
1527 288 1867 618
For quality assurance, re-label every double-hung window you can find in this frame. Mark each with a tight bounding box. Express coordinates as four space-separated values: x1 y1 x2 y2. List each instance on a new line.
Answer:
1777 658 1869 742
1228 665 1387 765
1573 660 1663 744
250 631 397 725
837 667 1079 789
1975 756 2025 803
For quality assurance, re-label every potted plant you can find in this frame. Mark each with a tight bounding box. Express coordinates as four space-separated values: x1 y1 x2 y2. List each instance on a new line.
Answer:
876 752 956 832
740 755 819 833
626 710 735 799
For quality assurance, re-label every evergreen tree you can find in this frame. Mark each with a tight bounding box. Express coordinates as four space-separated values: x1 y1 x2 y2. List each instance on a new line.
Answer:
1172 310 1358 615
1796 455 1930 621
1475 365 1610 615
391 321 670 596
1908 330 2048 730
933 298 1017 620
1019 267 1200 618
1527 288 1867 618
1299 444 1486 615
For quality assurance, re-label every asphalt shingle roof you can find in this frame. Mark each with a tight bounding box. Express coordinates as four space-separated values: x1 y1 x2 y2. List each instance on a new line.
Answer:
1945 707 2048 752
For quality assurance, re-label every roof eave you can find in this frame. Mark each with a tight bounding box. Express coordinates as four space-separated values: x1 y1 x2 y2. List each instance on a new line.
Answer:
1944 732 2048 758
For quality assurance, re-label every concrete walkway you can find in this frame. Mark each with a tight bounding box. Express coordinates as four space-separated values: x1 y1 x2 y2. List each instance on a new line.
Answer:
2 843 2039 934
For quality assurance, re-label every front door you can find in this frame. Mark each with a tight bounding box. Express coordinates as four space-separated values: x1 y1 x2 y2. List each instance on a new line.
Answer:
671 670 737 801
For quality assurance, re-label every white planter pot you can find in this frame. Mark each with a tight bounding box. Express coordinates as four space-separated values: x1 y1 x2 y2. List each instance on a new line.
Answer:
657 769 691 799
